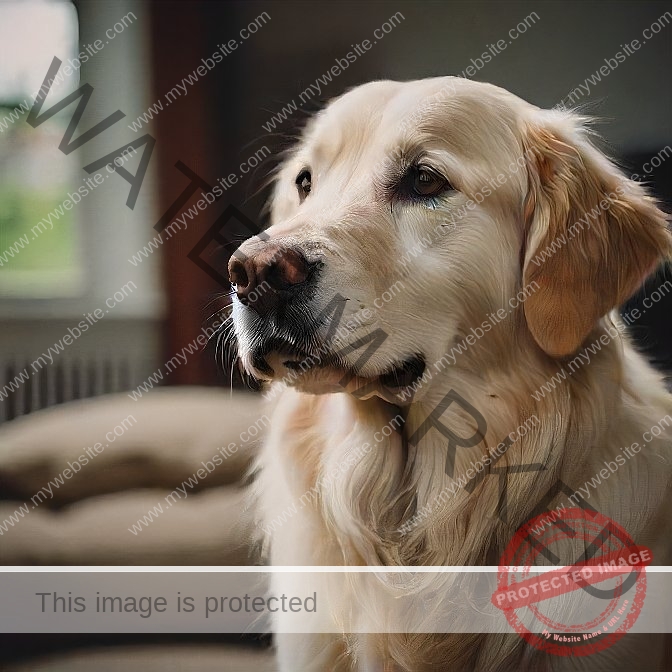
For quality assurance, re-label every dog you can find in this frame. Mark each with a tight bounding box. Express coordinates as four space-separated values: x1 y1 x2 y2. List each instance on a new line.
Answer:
224 77 672 671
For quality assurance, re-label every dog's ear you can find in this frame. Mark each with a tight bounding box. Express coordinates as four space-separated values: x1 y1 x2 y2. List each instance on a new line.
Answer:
521 114 671 358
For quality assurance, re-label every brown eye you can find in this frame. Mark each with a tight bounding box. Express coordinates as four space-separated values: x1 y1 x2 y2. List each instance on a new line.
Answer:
296 170 311 200
413 167 449 197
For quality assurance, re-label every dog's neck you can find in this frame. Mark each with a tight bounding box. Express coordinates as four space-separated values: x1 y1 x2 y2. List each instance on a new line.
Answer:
328 318 652 566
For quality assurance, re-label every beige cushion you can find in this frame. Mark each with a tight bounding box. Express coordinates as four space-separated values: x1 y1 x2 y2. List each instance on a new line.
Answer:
0 388 264 504
6 644 275 672
0 388 265 565
0 486 256 565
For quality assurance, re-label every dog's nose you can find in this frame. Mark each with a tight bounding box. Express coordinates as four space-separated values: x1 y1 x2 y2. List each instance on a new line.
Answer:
228 243 312 313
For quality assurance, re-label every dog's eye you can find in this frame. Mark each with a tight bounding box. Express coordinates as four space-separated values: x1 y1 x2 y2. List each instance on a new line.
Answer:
295 170 311 200
393 165 453 203
413 167 449 197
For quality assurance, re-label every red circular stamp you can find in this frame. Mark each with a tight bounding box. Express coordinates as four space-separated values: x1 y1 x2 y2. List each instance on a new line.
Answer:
492 507 651 656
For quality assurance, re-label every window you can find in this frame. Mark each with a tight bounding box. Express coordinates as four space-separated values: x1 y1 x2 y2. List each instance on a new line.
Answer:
0 0 81 296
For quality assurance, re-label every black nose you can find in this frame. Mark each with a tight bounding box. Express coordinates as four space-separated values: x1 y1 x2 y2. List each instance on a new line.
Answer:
228 243 312 314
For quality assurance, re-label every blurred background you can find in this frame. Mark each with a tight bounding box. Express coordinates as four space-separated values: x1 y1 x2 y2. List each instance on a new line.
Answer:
0 0 670 669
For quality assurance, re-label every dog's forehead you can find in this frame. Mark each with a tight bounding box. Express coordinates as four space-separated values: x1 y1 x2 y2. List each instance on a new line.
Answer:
324 77 505 120
305 78 526 160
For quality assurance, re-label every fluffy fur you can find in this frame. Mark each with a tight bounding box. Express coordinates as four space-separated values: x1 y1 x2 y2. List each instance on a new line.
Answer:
228 78 672 671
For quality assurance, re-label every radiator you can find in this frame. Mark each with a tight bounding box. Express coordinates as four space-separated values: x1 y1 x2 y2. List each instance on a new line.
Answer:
0 355 145 424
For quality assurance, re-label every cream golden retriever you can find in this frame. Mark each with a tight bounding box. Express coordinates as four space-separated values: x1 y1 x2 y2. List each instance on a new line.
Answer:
224 77 672 671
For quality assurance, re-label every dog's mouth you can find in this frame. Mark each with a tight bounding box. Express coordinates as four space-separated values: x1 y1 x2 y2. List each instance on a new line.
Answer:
228 300 427 401
250 341 426 401
379 356 426 390
250 341 315 377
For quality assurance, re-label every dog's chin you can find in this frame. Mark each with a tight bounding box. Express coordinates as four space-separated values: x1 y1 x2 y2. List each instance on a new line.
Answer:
245 348 426 403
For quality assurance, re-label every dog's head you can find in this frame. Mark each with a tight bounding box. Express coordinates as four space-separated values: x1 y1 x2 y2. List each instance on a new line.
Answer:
228 77 670 399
